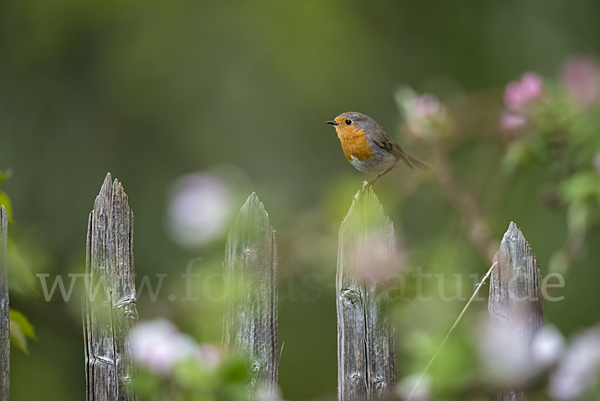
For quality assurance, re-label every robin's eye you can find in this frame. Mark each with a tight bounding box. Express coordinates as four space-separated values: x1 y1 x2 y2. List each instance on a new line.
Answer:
345 119 352 125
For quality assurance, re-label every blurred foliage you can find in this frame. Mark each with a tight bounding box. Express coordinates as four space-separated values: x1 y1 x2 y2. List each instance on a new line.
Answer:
1 170 38 355
499 63 600 276
1 0 600 400
135 357 250 401
9 309 36 355
129 318 251 401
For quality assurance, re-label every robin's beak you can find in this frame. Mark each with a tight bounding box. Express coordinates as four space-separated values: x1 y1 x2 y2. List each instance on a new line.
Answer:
326 120 340 126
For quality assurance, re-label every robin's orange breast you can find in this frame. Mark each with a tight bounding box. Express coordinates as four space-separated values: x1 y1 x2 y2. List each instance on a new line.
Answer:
336 126 374 162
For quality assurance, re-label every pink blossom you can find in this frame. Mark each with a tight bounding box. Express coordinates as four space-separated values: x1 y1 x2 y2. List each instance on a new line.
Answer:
395 87 452 141
531 325 565 369
256 385 287 401
195 344 222 368
167 172 233 247
129 319 197 375
410 94 441 120
561 55 600 109
397 374 431 401
501 111 529 137
479 314 532 385
549 327 600 400
500 72 544 138
593 151 600 175
354 233 405 287
504 72 545 109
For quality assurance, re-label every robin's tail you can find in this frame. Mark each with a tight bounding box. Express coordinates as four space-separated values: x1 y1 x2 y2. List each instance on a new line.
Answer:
401 153 431 171
406 154 431 172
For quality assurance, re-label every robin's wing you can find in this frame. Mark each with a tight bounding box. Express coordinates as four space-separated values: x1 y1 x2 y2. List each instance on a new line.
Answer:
369 129 415 169
369 129 431 172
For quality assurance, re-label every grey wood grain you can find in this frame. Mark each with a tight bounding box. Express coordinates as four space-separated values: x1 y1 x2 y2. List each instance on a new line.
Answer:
84 174 138 401
337 187 397 401
0 206 8 401
489 222 544 401
223 193 278 395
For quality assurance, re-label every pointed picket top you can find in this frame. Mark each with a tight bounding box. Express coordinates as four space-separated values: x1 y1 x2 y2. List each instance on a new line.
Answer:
95 172 113 203
489 222 544 401
93 173 130 218
489 221 543 322
341 186 393 233
84 173 137 401
227 192 272 240
337 187 397 400
223 192 278 396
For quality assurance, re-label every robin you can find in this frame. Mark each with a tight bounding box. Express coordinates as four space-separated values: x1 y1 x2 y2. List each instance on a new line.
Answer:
327 112 430 187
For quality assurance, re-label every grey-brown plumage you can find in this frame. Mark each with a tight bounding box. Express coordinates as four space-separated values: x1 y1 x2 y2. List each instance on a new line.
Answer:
327 111 430 186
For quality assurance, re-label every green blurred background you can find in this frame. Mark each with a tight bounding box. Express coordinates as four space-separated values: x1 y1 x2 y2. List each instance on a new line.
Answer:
2 0 600 400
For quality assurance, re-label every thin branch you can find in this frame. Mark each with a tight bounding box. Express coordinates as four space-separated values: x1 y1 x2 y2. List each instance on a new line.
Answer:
406 261 498 401
431 144 498 262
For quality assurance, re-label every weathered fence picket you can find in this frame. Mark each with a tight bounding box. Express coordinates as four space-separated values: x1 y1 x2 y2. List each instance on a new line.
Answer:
83 174 138 401
223 193 279 395
0 206 8 401
489 222 544 401
0 169 552 400
337 188 397 400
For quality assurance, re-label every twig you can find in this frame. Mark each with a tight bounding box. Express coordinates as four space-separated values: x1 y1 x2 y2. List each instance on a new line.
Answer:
405 261 498 401
431 144 498 262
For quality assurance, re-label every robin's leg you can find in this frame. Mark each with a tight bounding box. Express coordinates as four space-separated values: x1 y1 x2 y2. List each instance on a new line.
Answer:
363 165 396 190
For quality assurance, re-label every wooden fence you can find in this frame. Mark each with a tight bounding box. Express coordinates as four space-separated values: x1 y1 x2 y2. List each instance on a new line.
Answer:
223 192 279 395
1 206 9 401
83 174 138 401
0 173 544 401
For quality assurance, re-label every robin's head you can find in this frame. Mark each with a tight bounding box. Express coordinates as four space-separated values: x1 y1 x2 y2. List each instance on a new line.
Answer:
326 112 380 134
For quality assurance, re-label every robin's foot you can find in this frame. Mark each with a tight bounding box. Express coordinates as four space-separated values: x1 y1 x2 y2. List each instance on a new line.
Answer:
362 166 396 191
